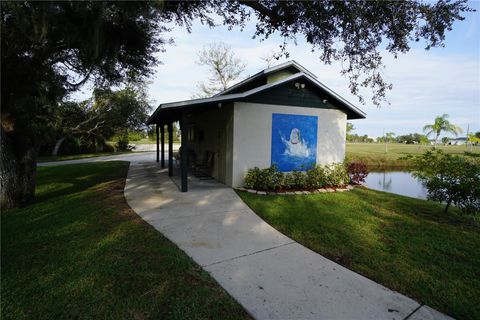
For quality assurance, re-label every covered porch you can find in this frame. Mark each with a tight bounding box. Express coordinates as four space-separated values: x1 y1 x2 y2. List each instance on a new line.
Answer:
148 101 234 192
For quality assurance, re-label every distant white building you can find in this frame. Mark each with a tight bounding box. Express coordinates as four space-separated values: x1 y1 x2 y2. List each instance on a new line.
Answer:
449 137 467 145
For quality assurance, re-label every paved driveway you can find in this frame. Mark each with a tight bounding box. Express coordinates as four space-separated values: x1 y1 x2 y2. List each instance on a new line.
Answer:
124 162 451 320
38 151 159 166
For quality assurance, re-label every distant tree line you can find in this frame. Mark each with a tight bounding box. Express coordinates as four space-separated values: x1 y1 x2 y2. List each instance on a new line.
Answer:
395 133 430 145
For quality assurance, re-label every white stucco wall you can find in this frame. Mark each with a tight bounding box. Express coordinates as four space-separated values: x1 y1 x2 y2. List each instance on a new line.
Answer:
231 102 347 187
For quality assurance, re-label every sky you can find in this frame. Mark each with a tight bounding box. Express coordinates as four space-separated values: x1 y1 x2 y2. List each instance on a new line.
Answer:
75 1 480 138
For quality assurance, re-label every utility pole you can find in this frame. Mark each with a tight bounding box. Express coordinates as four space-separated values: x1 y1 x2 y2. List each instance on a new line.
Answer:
466 124 470 150
383 129 387 153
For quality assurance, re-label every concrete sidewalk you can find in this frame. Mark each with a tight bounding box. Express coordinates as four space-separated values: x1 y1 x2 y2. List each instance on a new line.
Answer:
124 162 452 320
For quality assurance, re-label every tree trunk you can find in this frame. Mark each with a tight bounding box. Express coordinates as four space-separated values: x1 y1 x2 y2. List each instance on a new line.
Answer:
434 133 439 149
444 198 453 214
1 127 37 210
52 137 66 156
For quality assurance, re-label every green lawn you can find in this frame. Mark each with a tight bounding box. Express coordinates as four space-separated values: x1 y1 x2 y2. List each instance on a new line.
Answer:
37 151 133 163
1 162 248 320
238 188 480 320
346 143 479 167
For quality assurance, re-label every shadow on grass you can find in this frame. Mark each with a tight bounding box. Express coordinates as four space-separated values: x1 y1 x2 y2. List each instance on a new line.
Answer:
34 161 129 203
2 161 248 320
237 189 480 320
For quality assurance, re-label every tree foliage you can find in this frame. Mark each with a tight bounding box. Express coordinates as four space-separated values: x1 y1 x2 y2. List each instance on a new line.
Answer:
377 132 396 143
396 133 429 144
408 150 480 215
49 85 151 155
467 133 480 145
194 42 246 97
423 114 463 147
346 122 355 142
1 0 473 208
241 0 472 105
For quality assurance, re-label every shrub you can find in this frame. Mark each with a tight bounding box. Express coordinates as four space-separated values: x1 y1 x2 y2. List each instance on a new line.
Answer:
324 163 349 186
306 166 327 189
128 131 143 142
244 166 283 191
408 150 480 214
263 166 283 191
283 172 295 190
244 167 261 189
244 163 349 191
289 170 307 189
347 162 369 184
115 135 130 152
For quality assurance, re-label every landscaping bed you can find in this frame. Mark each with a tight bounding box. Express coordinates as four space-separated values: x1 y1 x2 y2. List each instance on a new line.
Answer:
237 184 355 195
237 187 480 320
1 161 249 320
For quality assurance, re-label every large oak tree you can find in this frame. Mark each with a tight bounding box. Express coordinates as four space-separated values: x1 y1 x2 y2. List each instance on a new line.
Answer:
1 0 472 209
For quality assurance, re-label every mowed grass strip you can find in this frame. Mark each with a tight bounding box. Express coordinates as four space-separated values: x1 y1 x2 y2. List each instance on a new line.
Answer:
238 188 480 320
346 143 479 167
2 161 249 320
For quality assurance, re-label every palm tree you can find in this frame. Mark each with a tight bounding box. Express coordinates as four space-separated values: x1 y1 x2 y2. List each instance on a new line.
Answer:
423 114 462 148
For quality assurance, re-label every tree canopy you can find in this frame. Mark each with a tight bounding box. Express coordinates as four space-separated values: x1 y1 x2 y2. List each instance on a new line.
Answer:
1 0 473 208
423 114 463 147
49 85 151 155
194 42 246 97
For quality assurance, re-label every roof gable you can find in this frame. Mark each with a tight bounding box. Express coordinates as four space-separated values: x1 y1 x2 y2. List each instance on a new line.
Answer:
147 62 366 124
214 60 316 97
240 74 364 120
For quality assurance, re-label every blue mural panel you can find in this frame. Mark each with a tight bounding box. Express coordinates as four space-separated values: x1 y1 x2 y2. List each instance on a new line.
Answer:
271 113 318 172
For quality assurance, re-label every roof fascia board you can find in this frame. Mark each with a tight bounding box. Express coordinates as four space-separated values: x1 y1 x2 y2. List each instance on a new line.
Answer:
212 70 264 97
213 60 315 97
148 70 366 123
264 60 317 79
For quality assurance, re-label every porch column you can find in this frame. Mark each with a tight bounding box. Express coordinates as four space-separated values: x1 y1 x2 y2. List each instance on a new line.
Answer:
156 124 159 163
180 113 188 192
168 122 173 177
160 124 165 168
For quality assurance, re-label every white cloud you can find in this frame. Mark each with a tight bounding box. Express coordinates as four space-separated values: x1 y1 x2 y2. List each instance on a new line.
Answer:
73 14 480 137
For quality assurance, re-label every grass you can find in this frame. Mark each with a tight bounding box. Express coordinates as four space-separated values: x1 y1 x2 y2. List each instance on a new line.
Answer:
37 151 133 163
1 162 249 320
237 188 480 320
346 143 479 168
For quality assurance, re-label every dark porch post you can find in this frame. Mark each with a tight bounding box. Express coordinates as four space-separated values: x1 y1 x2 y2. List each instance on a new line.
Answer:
156 124 160 163
168 122 173 177
160 124 165 168
180 113 188 192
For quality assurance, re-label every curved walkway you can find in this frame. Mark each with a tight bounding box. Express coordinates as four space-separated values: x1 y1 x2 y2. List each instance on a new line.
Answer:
124 162 451 320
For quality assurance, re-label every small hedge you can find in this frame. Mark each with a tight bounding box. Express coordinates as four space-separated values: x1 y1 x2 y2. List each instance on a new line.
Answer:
244 163 352 191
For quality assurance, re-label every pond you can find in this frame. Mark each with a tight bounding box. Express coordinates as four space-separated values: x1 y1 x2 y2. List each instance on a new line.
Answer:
364 171 428 200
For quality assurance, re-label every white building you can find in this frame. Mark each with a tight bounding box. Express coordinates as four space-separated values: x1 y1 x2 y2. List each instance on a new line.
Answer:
147 61 366 191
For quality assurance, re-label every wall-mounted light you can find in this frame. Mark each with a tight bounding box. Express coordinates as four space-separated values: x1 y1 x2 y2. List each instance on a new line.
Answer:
323 99 328 104
295 82 306 89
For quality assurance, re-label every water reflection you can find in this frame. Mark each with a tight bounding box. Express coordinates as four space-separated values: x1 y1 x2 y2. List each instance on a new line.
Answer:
364 171 428 200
